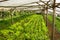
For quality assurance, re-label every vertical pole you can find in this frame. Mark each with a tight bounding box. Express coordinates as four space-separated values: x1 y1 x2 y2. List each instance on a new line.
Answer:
10 8 13 24
46 2 48 26
45 4 46 25
52 0 56 40
10 8 14 24
44 2 48 26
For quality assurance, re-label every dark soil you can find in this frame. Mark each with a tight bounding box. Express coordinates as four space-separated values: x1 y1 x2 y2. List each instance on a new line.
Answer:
43 15 60 40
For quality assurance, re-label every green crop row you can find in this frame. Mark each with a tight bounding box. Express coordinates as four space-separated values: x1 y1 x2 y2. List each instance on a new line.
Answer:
0 11 50 40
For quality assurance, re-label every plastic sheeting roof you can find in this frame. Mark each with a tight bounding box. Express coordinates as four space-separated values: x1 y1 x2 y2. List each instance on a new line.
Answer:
0 0 60 6
0 0 39 6
0 0 60 14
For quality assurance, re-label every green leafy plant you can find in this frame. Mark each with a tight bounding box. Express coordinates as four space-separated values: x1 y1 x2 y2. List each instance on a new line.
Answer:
0 11 50 40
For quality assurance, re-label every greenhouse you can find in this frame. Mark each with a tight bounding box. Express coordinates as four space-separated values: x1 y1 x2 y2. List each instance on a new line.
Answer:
0 0 60 40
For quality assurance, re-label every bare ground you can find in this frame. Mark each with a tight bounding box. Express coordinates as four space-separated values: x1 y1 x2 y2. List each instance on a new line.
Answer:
43 16 60 40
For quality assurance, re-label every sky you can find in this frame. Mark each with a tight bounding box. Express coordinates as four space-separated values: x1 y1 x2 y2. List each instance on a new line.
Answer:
0 0 60 6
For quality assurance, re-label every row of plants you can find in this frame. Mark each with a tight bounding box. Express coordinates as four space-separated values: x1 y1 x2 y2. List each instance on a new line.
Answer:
0 10 19 20
48 15 60 32
0 11 34 30
0 11 50 40
0 11 34 20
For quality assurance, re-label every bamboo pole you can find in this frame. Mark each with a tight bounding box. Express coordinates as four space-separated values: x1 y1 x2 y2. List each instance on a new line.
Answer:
46 2 48 26
52 0 56 40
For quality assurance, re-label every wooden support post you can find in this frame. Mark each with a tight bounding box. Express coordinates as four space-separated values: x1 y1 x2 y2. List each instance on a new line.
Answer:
46 2 48 26
10 9 13 24
10 8 16 24
52 0 56 40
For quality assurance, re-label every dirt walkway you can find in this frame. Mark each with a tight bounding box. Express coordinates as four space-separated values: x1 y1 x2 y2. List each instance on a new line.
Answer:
43 16 60 40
